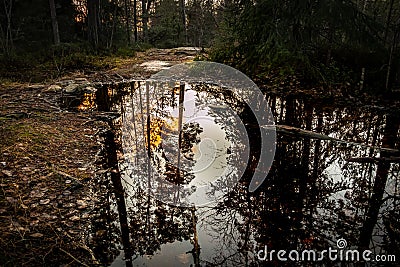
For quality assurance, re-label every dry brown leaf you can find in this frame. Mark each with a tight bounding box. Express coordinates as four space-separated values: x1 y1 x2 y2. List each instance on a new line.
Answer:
39 199 50 205
30 233 44 238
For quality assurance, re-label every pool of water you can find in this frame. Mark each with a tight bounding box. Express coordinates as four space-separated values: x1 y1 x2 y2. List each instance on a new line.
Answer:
91 80 400 266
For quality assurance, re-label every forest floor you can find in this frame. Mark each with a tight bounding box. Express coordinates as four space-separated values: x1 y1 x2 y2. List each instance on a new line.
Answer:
0 47 399 266
0 48 197 266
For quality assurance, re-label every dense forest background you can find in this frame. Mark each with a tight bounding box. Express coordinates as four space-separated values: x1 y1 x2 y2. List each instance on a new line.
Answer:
1 0 400 94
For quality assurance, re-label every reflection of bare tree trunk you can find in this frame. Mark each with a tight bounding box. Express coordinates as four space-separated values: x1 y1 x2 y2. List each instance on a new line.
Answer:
284 96 297 126
367 117 381 199
146 82 151 184
145 82 152 236
177 83 185 177
301 104 312 211
137 82 151 235
359 114 400 249
243 193 252 266
130 82 139 164
310 113 323 212
49 0 60 45
104 128 133 266
191 207 200 266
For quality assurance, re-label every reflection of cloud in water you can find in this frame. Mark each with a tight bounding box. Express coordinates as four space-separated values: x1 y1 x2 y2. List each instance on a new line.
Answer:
189 121 229 187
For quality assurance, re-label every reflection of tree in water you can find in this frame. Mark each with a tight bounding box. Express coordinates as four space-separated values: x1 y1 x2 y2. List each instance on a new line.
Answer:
92 81 400 266
163 122 203 185
181 122 203 161
190 83 259 188
128 199 193 255
197 95 400 265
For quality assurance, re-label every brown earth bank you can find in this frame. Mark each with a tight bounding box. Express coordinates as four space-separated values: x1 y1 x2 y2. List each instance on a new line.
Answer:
0 47 399 266
0 48 199 266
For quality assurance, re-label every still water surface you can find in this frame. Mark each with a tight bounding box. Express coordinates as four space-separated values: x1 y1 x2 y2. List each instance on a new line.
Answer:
92 81 399 266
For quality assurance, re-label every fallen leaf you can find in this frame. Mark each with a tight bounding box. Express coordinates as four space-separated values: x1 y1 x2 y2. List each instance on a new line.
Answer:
2 170 13 177
39 199 50 205
70 215 80 221
76 200 87 209
30 233 44 238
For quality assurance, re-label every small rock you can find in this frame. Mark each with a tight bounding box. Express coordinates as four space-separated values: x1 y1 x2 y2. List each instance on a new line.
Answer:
65 179 72 184
65 84 80 93
83 86 96 93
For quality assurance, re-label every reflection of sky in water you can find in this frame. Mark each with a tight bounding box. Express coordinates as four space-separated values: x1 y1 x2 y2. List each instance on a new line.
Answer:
171 89 229 187
113 83 399 267
157 89 233 189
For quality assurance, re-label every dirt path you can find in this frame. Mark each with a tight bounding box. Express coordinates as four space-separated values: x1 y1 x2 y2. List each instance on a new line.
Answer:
0 48 199 266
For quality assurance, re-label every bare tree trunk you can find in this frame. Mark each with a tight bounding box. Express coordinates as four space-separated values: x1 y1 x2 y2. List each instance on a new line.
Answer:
385 28 398 91
133 0 138 42
124 0 131 45
49 0 60 45
179 0 187 44
141 0 148 41
3 0 13 55
108 2 118 48
87 0 100 47
384 0 395 43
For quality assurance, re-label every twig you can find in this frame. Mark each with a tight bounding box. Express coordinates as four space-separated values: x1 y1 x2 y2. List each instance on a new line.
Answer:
59 247 89 267
51 165 82 184
77 243 100 265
